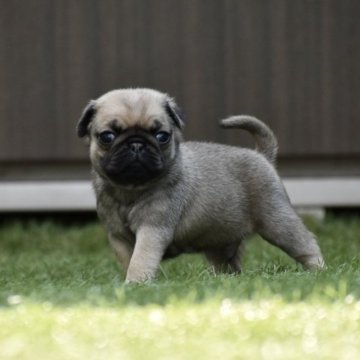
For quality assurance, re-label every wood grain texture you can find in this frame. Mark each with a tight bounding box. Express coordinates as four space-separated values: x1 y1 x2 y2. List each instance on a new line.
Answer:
0 0 359 161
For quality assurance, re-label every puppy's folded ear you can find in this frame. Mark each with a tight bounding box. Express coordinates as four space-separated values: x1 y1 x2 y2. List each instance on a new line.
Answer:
77 100 97 138
165 98 184 129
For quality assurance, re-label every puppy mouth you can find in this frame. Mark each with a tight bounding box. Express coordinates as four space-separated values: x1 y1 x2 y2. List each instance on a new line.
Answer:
100 138 165 186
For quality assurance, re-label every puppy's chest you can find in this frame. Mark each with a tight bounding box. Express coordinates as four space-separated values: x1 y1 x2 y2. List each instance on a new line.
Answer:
97 195 134 240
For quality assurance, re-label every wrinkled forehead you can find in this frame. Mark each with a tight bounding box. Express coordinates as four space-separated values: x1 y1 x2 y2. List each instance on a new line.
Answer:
95 90 168 129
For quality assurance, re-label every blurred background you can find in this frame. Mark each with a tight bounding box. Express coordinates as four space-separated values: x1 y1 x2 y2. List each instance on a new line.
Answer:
0 0 359 214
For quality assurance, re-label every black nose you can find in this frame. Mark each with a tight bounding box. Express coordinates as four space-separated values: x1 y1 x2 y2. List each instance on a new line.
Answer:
128 141 145 153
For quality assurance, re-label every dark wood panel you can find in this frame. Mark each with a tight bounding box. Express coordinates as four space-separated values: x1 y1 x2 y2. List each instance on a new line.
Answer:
0 0 359 161
222 0 360 155
0 0 57 160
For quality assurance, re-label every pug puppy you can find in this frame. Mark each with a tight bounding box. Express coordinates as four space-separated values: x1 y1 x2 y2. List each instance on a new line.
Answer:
77 88 324 283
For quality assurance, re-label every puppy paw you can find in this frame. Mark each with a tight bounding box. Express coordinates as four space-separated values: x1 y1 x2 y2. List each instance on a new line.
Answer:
297 255 326 271
125 271 154 284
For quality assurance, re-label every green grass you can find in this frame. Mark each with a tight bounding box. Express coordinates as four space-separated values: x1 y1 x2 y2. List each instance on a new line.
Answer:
0 216 359 359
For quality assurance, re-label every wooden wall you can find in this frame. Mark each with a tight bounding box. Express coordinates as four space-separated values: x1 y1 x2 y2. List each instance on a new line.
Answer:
0 0 359 165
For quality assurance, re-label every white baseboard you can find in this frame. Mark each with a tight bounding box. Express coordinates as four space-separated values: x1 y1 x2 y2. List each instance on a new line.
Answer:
0 181 96 211
0 178 359 211
284 178 360 207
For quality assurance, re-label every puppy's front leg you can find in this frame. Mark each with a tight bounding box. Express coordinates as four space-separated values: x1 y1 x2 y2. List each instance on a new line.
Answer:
108 234 134 274
125 226 171 283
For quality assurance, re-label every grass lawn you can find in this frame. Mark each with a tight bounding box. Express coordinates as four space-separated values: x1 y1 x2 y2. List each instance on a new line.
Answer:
0 215 359 359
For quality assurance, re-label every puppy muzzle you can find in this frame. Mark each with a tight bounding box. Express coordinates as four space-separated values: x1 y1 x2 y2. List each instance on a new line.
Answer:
100 137 165 186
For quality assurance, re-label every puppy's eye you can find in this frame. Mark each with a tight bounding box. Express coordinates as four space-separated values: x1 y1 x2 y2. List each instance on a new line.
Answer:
155 131 171 144
98 131 116 145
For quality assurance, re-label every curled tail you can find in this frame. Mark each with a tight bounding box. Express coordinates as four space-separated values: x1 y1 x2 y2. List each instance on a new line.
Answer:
220 115 278 164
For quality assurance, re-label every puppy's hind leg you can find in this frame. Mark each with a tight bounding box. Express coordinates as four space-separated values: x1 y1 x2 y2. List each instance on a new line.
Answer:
256 204 325 270
205 243 243 274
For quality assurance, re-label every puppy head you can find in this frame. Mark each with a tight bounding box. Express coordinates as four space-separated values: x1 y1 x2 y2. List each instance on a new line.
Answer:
77 88 184 187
